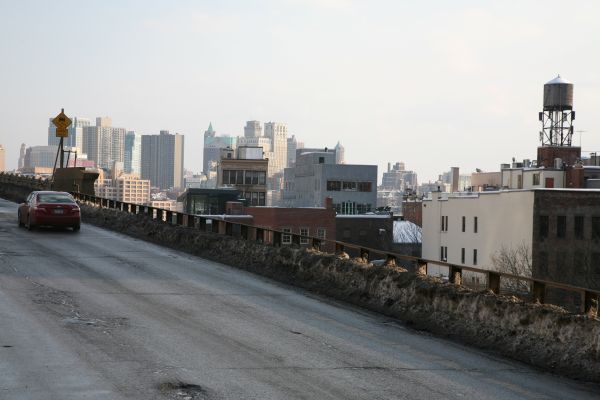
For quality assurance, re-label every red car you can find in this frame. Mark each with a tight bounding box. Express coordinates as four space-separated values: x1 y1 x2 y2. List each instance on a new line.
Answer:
18 191 81 231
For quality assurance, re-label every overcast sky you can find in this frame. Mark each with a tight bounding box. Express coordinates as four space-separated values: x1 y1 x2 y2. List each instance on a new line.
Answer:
1 0 599 182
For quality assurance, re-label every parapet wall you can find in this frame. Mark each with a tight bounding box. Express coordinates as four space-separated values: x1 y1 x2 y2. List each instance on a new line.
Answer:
79 204 600 384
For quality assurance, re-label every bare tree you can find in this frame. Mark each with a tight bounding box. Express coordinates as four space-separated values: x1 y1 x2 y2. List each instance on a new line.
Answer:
491 243 532 293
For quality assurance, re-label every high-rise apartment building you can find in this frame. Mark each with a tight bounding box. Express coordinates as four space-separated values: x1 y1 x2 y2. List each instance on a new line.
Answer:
124 131 141 175
203 123 237 174
141 130 184 190
48 116 91 156
95 171 150 205
287 135 304 167
23 146 58 169
82 117 126 170
0 145 5 172
381 162 418 191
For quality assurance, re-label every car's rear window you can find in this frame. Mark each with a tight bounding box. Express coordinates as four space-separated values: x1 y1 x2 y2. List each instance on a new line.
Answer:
37 193 75 204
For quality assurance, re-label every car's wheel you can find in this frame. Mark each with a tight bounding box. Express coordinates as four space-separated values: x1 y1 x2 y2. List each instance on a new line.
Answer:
72 225 80 232
18 211 24 227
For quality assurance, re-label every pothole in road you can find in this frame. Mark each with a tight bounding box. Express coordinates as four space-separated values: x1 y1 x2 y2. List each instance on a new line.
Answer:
158 381 219 400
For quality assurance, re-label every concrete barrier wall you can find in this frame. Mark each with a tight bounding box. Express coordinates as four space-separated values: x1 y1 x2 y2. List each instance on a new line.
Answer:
79 204 600 384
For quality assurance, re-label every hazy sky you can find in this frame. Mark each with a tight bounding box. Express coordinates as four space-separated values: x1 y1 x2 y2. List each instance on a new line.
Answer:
1 0 600 182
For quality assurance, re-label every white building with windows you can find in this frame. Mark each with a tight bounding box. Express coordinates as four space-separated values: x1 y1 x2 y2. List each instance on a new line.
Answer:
422 190 534 275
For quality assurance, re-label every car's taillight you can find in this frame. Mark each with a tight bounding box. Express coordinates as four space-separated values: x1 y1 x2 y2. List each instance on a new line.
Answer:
71 207 80 213
33 206 46 213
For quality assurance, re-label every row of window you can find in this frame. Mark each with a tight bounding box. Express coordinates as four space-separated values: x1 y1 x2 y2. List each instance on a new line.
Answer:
441 215 478 233
537 250 600 275
333 202 372 215
326 180 372 192
539 215 600 240
222 169 267 186
440 246 478 265
282 227 326 244
240 191 266 206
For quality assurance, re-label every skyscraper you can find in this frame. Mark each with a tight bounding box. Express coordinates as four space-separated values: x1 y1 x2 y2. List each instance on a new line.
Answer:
48 116 91 156
141 130 184 190
244 121 262 138
18 143 26 170
82 117 126 170
334 141 345 164
287 135 304 167
203 123 237 174
264 122 288 176
124 131 141 175
0 145 5 172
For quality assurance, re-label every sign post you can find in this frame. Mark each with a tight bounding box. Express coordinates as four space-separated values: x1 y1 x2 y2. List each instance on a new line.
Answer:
51 108 72 168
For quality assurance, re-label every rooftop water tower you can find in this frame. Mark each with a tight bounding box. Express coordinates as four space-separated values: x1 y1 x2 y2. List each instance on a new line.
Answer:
539 75 575 146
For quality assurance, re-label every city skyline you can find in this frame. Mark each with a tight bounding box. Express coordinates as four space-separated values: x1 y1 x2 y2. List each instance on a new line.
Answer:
2 1 600 182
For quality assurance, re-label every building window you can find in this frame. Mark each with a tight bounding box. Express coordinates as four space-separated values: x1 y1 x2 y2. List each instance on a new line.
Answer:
326 180 341 191
359 229 367 236
317 228 326 239
556 216 566 239
440 246 448 261
342 229 351 239
462 216 465 232
318 157 325 164
574 216 584 239
533 173 540 185
441 215 448 232
282 227 292 245
539 216 549 239
538 251 548 276
357 182 372 192
461 248 465 264
473 249 478 265
299 227 309 244
593 217 600 240
342 181 357 191
473 216 478 233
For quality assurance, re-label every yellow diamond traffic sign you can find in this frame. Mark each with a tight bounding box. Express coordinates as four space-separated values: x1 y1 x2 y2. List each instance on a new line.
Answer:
52 109 72 138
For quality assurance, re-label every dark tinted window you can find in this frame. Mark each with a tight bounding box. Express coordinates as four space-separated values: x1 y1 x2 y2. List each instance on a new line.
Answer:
539 216 549 239
593 217 600 240
574 216 584 239
556 216 566 238
37 193 75 204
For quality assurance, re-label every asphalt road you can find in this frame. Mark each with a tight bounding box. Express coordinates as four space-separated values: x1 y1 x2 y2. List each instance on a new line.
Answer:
0 198 598 400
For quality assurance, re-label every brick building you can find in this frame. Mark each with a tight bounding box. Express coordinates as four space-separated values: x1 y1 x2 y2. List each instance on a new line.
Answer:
244 199 336 253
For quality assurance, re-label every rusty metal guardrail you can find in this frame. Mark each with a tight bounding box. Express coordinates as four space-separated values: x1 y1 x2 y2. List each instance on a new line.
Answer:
69 191 600 316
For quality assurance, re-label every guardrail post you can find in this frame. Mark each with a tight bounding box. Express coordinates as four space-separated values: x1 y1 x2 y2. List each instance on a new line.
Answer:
416 260 427 276
225 222 233 236
146 206 154 218
199 218 206 231
165 210 173 223
385 254 397 267
176 212 184 226
360 248 369 262
335 243 345 254
211 220 220 233
273 231 282 246
583 291 599 316
449 266 462 285
292 233 300 246
532 281 546 304
186 215 195 228
488 271 500 294
312 238 321 251
256 228 264 243
241 225 248 240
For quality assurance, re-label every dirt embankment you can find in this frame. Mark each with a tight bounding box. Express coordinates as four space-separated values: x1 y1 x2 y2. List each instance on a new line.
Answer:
79 205 600 384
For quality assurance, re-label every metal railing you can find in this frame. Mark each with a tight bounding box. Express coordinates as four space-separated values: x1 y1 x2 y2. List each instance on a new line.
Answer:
71 191 600 316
